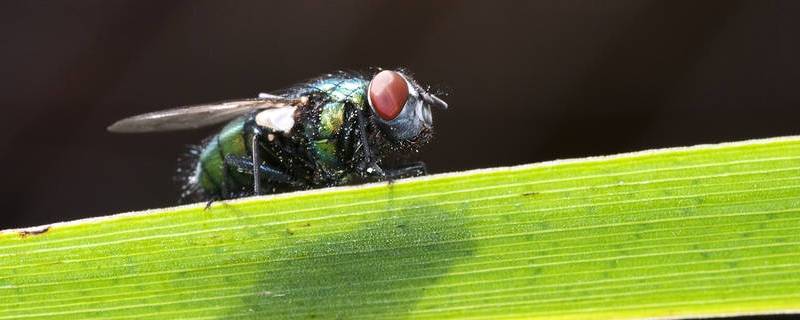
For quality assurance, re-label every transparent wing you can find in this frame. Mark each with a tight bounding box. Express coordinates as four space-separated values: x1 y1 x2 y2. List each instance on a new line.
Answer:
107 94 306 133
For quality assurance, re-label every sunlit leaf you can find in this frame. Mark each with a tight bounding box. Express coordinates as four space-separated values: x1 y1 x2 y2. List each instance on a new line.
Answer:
2 136 799 319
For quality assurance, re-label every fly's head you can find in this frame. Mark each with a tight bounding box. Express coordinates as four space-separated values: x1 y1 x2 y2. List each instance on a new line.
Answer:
367 69 447 149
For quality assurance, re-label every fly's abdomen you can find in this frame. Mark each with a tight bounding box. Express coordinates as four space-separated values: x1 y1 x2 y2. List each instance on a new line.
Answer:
191 116 252 197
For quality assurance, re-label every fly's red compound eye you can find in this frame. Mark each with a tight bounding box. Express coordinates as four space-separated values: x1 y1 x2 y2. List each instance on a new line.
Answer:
368 70 409 120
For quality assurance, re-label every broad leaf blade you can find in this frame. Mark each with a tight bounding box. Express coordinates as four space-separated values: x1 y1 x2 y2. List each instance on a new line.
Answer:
1 137 799 319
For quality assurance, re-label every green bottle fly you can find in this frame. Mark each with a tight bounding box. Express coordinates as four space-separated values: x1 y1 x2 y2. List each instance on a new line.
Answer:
108 69 448 201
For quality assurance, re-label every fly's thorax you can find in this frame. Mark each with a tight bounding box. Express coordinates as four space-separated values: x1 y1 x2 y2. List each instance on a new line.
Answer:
300 75 371 174
299 99 352 175
317 101 347 138
302 73 371 140
309 73 370 106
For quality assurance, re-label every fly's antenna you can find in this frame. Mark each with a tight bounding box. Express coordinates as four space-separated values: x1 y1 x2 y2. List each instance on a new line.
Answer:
421 92 448 110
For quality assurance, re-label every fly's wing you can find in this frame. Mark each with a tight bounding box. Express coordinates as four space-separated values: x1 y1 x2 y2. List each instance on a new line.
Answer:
107 94 306 133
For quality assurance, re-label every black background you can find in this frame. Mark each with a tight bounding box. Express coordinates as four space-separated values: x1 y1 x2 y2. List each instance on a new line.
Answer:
2 0 799 231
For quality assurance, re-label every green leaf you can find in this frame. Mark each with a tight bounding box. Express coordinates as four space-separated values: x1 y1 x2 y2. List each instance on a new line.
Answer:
2 136 800 319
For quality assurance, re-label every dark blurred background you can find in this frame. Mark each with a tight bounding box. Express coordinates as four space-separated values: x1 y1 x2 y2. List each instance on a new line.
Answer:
2 1 799 229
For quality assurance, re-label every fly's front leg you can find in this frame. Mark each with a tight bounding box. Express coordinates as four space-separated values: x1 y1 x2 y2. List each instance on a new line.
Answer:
384 162 427 180
355 111 384 177
369 162 428 187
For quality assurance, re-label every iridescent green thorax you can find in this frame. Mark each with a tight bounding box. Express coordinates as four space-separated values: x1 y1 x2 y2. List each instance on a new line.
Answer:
304 76 369 172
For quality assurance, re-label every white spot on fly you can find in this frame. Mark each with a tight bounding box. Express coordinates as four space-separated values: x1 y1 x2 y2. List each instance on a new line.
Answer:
255 106 297 133
267 134 275 142
366 167 374 173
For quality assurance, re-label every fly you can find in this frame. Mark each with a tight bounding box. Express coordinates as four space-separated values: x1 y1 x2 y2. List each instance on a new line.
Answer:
108 69 448 201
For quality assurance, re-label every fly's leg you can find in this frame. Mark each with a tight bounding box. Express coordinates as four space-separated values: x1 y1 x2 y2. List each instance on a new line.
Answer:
224 155 300 187
203 193 224 210
384 162 428 180
355 111 384 176
204 198 217 210
250 134 262 195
